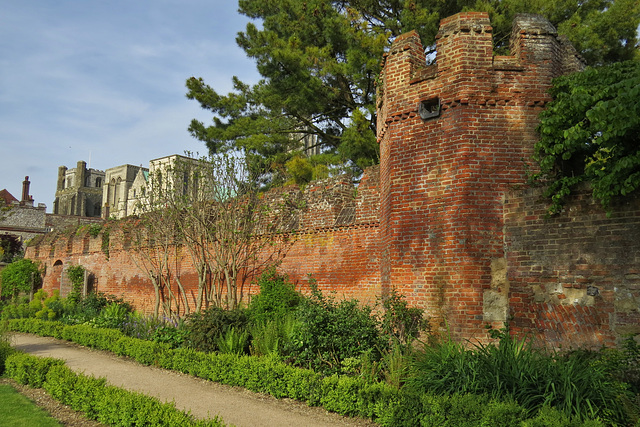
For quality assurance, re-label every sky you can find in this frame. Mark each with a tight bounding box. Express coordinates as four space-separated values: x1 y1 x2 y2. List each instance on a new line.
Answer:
0 1 260 210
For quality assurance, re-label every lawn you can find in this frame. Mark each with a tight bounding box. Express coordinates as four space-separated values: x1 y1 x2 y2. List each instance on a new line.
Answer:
0 383 61 427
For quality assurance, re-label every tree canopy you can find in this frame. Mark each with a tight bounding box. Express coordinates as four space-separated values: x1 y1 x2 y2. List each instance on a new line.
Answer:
187 0 640 185
534 60 640 215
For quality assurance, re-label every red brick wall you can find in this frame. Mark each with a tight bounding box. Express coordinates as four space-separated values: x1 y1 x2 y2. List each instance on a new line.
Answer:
26 166 382 313
505 186 640 348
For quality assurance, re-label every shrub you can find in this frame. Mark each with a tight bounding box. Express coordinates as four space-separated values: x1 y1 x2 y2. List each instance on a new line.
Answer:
247 269 300 324
35 290 63 321
119 313 167 341
87 223 102 238
0 259 41 301
379 288 430 345
151 322 189 349
5 353 65 388
286 281 387 375
7 318 610 426
6 353 222 426
62 291 129 325
407 326 635 425
185 306 249 353
249 313 296 356
0 319 15 375
89 301 132 329
215 327 250 355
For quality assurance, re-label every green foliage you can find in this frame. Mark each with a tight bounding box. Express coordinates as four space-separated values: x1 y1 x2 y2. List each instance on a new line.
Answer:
215 327 251 355
534 60 640 215
88 301 132 330
35 289 64 321
0 319 15 375
187 0 638 183
287 281 387 375
247 269 301 324
5 352 65 388
285 156 314 186
151 322 189 349
249 313 297 357
101 227 110 259
407 326 635 425
62 291 128 325
7 317 65 338
8 318 615 426
185 306 250 353
119 313 173 341
0 258 41 300
5 354 223 426
65 265 85 306
0 234 23 263
379 288 430 346
521 405 605 427
601 336 640 395
87 223 102 238
285 156 332 186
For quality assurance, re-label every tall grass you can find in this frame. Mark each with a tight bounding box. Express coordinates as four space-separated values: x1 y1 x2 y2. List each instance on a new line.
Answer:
407 327 636 425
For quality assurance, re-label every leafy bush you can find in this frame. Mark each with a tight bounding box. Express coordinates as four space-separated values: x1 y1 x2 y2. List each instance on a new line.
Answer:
286 282 387 375
247 269 300 324
2 296 35 320
215 327 250 355
5 353 222 426
120 313 167 340
407 326 635 425
7 317 65 338
0 234 22 262
62 291 129 325
151 322 189 349
5 353 65 388
88 301 131 329
185 306 249 353
249 313 296 356
87 223 102 238
0 319 15 375
35 290 64 321
379 288 430 345
0 259 41 301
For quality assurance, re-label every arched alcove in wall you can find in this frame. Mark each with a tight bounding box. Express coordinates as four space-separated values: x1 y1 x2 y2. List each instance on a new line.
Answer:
51 260 63 294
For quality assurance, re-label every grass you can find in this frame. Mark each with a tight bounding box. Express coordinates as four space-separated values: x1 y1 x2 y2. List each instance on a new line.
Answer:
0 382 62 426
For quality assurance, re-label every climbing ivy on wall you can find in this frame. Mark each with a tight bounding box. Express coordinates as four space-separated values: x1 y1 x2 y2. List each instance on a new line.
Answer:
66 265 85 305
533 60 640 215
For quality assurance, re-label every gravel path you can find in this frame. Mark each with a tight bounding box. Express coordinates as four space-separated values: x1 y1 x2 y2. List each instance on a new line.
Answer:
10 333 377 427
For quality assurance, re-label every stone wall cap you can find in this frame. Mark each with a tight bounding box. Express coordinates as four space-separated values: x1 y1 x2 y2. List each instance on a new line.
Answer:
513 13 557 36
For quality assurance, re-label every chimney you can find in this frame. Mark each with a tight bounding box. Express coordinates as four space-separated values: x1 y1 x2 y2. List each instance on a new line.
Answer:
20 176 34 207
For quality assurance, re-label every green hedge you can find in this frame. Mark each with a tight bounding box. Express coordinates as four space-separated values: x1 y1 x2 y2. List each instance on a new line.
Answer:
7 319 603 426
4 352 222 426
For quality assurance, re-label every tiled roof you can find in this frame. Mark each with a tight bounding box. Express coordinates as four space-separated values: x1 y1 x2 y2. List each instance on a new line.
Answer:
0 189 18 206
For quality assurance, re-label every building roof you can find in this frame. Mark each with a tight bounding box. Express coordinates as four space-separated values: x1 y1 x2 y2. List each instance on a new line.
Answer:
0 189 18 206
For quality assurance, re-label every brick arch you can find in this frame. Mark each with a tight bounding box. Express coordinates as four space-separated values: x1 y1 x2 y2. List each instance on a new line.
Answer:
50 260 63 294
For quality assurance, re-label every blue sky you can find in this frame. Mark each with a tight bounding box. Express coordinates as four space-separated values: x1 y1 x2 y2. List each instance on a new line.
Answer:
0 1 259 209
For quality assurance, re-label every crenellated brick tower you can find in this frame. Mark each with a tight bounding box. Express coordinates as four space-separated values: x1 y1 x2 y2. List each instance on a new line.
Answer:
377 12 584 338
